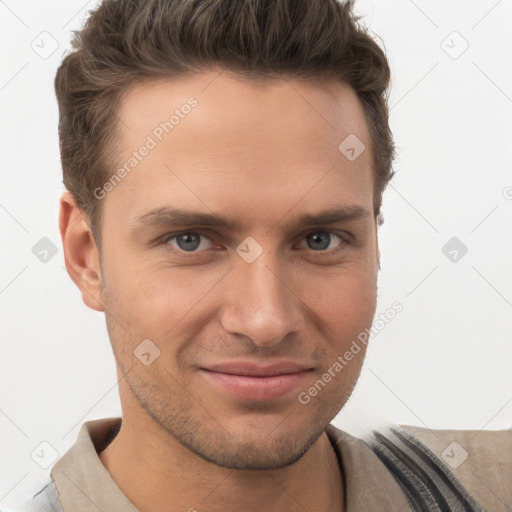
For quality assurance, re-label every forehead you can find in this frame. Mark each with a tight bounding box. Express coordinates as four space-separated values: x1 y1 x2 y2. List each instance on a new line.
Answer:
106 71 374 225
118 71 371 149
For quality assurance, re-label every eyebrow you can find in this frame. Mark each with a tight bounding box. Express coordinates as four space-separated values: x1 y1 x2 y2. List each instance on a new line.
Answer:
132 205 371 232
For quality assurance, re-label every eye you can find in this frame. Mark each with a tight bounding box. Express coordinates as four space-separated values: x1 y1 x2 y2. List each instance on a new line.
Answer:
162 232 215 252
159 229 349 255
297 231 345 252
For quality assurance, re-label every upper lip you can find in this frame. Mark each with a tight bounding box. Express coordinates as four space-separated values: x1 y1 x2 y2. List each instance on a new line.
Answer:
202 361 313 377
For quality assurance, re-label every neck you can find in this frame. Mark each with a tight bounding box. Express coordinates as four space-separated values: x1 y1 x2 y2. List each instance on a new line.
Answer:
99 413 345 512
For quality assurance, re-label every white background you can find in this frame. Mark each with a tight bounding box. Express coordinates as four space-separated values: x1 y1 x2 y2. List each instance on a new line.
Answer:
1 0 511 508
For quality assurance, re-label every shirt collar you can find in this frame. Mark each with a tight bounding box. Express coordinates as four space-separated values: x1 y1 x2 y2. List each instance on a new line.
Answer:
52 417 138 512
51 417 409 512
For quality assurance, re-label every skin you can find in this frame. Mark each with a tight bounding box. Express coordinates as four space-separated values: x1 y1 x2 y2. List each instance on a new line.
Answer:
59 70 380 512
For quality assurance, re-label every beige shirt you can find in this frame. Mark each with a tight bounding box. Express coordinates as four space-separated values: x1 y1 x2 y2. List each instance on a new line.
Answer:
48 417 511 512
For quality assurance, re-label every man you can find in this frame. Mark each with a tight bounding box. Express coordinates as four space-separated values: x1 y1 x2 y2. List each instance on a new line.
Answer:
7 0 510 511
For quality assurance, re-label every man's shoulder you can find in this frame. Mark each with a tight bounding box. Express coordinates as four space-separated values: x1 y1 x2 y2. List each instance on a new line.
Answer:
399 423 512 465
327 421 511 510
1 477 63 512
399 424 512 509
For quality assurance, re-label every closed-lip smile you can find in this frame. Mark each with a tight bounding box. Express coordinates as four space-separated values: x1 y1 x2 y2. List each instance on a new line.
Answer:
200 361 313 400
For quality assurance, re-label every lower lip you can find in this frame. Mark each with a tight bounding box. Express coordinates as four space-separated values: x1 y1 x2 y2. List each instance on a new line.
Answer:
200 369 310 400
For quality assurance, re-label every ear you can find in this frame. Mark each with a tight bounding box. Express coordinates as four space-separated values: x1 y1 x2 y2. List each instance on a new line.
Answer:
59 191 104 312
375 214 381 272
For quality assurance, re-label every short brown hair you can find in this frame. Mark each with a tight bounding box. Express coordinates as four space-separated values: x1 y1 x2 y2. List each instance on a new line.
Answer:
55 0 395 249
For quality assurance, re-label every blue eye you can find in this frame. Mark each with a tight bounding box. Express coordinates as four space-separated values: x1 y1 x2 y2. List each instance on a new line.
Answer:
300 231 344 252
159 230 349 255
162 232 215 252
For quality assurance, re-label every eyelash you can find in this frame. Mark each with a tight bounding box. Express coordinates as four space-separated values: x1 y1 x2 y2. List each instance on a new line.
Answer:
157 230 351 257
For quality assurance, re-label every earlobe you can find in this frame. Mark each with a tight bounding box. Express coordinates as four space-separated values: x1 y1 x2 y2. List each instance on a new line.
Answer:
59 191 104 312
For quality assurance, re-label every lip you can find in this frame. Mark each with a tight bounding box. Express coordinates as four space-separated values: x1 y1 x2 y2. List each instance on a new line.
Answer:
200 361 313 400
203 361 312 376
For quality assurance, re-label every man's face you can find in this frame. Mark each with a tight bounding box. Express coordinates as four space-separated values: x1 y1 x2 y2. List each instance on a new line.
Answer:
92 71 378 469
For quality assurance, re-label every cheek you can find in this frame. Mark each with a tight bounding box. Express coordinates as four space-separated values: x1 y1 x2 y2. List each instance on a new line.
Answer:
122 267 222 334
298 262 377 316
301 265 377 358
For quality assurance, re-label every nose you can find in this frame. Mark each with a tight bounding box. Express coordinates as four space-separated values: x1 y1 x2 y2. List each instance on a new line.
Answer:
219 249 306 348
